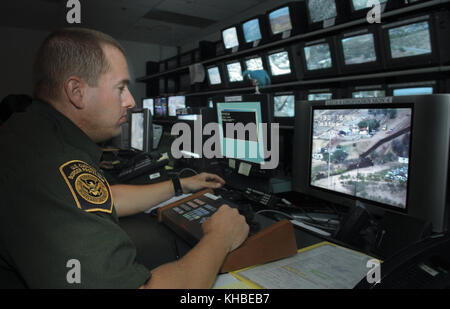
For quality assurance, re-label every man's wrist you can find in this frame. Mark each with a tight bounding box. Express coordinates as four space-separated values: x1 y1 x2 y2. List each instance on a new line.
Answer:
171 175 183 196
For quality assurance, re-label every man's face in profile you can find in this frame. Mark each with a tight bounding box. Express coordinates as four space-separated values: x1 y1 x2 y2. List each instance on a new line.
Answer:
84 45 135 141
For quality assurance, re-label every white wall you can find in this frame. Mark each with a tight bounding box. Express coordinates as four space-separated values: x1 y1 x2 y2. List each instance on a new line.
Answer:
0 26 177 105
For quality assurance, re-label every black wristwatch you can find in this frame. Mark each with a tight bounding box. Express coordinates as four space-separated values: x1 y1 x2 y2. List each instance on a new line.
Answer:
172 175 183 196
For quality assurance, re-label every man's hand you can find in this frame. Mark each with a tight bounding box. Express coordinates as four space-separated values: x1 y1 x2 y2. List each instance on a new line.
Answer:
180 172 226 193
202 204 249 253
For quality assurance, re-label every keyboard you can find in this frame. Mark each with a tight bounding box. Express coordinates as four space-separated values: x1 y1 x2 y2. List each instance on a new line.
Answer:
118 157 168 181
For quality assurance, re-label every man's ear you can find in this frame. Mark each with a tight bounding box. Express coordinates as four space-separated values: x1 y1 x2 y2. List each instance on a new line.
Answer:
63 76 86 109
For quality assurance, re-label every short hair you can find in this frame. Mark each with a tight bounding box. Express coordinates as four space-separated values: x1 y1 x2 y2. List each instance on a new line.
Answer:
33 27 125 101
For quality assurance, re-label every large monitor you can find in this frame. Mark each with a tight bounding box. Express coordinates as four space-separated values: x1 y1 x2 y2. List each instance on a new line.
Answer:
154 97 168 118
272 91 296 126
142 98 154 115
293 95 450 232
336 26 384 74
299 37 338 79
130 109 153 153
266 2 307 41
381 12 450 70
305 0 349 31
214 94 272 169
264 47 300 83
168 96 186 117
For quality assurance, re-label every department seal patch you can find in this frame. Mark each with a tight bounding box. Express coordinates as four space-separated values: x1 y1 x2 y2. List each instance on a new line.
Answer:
59 160 113 213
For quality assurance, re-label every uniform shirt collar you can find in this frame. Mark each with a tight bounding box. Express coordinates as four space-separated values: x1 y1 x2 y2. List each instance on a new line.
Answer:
30 99 103 164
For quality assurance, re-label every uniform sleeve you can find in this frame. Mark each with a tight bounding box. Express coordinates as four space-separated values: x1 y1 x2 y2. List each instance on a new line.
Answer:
1 170 151 289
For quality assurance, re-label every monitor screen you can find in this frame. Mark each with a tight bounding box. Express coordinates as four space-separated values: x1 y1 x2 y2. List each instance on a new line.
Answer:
310 106 412 209
216 101 265 164
304 43 332 71
388 21 432 59
308 93 333 101
131 112 144 151
143 98 154 115
393 87 433 96
268 6 293 35
154 97 167 117
352 0 387 11
307 0 337 23
207 67 222 85
342 33 377 65
226 62 244 82
268 51 292 76
352 90 386 98
222 27 239 49
274 95 295 117
168 96 186 116
243 18 262 43
245 57 264 71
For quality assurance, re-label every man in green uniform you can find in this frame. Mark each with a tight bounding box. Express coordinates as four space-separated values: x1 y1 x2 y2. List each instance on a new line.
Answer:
0 28 249 288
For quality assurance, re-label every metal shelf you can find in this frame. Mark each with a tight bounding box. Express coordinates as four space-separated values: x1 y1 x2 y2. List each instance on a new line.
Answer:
136 0 450 83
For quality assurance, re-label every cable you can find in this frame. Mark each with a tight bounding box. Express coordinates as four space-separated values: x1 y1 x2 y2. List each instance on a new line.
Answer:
255 209 294 220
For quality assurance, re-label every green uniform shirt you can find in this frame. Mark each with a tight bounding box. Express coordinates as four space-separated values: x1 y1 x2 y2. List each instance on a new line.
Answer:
0 100 151 288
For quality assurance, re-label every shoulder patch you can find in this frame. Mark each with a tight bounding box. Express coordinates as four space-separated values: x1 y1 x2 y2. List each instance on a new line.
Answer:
59 160 113 214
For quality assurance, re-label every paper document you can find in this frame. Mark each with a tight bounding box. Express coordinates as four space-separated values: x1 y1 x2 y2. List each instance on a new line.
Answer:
231 242 378 289
144 193 192 214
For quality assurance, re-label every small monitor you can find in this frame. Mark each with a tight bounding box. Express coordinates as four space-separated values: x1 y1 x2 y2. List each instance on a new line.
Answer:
352 0 388 11
273 94 295 118
337 27 383 73
388 81 437 96
393 87 433 96
268 6 292 35
142 98 154 115
226 61 244 83
382 12 450 69
300 37 338 79
154 97 168 118
306 0 337 24
267 50 292 76
207 66 222 86
243 18 262 43
245 56 264 71
168 96 186 117
130 109 152 153
222 26 240 50
308 93 333 101
353 90 386 98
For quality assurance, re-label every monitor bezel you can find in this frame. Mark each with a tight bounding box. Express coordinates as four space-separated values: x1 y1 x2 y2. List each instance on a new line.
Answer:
387 80 437 96
346 0 390 21
307 102 414 214
348 84 387 99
